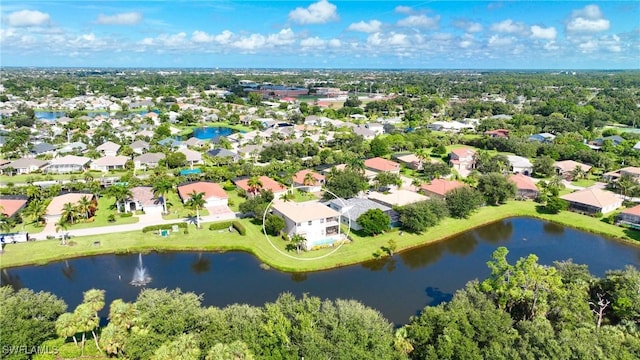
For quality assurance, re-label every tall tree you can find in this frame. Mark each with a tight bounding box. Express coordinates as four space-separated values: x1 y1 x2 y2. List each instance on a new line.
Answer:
185 190 206 229
247 176 263 196
152 175 174 214
477 173 516 205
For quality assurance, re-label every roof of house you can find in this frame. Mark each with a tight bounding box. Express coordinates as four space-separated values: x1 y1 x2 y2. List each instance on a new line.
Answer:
0 198 28 217
206 148 239 158
48 155 91 166
130 140 150 149
184 137 205 146
177 182 228 202
507 155 533 168
364 157 400 172
47 193 94 216
130 186 160 207
235 176 287 193
2 158 48 169
554 160 592 173
621 204 640 217
30 142 56 154
368 189 428 207
509 173 539 191
560 188 622 209
134 152 165 163
620 167 640 176
420 178 466 196
272 200 340 223
293 169 325 186
96 141 121 152
92 155 128 166
450 147 476 158
327 197 391 221
178 148 202 162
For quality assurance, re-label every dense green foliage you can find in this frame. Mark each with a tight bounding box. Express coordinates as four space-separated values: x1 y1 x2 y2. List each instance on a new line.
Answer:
356 208 391 236
445 187 485 218
323 169 368 200
477 173 517 205
398 199 449 233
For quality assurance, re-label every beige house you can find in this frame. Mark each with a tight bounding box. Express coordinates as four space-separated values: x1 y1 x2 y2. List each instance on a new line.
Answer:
45 193 97 224
419 178 465 199
90 155 128 172
617 205 640 229
44 155 91 174
560 188 623 215
554 160 592 178
271 200 343 250
96 141 121 156
449 148 476 171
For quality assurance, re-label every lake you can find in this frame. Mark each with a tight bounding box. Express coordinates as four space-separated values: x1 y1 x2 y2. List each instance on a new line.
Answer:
35 110 155 120
192 126 233 140
2 218 639 325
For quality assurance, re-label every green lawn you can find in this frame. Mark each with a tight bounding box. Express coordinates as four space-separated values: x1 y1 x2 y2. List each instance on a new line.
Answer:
161 192 209 220
2 200 638 271
290 190 318 202
10 220 46 234
66 196 139 230
226 189 244 212
571 178 597 188
0 170 136 185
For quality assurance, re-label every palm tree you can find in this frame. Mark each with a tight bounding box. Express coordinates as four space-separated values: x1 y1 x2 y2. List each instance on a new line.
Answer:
247 176 263 196
76 196 93 220
303 172 317 187
74 303 99 354
56 218 69 245
105 184 132 213
290 234 306 254
55 312 79 347
82 289 105 351
346 158 365 174
61 202 79 224
185 190 206 229
23 199 48 226
280 192 294 202
0 214 13 233
571 165 586 180
152 176 174 214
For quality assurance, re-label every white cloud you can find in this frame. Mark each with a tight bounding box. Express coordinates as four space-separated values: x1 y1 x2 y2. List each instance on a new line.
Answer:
267 28 295 46
95 12 142 25
531 25 557 40
7 10 50 27
288 0 338 25
192 30 215 43
488 35 514 47
454 20 483 33
397 15 439 29
394 6 413 14
491 19 527 34
215 30 234 45
566 5 610 32
233 34 266 50
348 20 382 33
300 37 326 48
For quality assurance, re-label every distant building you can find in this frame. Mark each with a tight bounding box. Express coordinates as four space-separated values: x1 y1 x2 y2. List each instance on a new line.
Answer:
271 200 343 250
560 188 622 215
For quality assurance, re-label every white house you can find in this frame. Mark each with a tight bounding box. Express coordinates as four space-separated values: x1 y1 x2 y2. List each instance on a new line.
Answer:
96 141 121 156
271 200 343 250
127 187 163 214
90 155 128 172
44 155 91 174
177 181 228 207
506 155 533 175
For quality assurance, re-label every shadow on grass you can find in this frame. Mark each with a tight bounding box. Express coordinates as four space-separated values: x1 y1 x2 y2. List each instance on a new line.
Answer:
622 228 640 242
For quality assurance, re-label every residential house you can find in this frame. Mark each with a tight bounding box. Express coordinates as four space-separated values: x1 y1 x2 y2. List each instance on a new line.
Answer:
206 148 240 163
393 153 425 170
157 138 184 149
509 173 540 199
364 157 400 174
235 176 288 197
603 167 640 182
58 141 87 154
529 133 556 143
134 152 165 170
0 197 28 218
271 200 343 250
352 126 376 140
45 193 97 224
449 148 476 171
419 178 465 199
592 135 625 147
96 141 121 156
366 123 385 136
484 129 510 138
130 140 150 154
177 181 228 207
427 121 474 132
327 197 399 231
506 155 533 175
127 187 163 214
368 189 428 208
44 155 91 174
554 160 592 178
178 148 203 168
1 158 48 175
560 188 623 215
29 142 57 157
90 155 128 172
292 169 325 192
184 137 207 148
617 205 640 230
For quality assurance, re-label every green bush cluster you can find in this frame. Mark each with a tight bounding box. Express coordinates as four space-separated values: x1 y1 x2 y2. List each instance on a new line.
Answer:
119 212 133 218
208 221 233 231
142 223 187 233
232 221 246 235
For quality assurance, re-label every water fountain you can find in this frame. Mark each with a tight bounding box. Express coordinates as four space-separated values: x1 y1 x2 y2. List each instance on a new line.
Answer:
130 253 152 286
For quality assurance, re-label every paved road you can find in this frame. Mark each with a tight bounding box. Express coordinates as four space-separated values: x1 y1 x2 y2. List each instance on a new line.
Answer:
30 206 237 241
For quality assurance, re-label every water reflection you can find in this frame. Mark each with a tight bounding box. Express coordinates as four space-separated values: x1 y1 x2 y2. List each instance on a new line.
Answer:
444 232 478 256
290 272 308 282
61 260 76 281
190 253 211 274
425 286 453 306
1 268 22 290
475 220 513 243
361 257 397 272
543 222 565 235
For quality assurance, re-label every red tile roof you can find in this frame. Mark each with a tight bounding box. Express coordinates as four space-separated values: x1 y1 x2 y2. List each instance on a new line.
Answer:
450 147 476 158
509 173 538 191
419 178 465 196
293 169 325 186
177 182 227 202
235 176 287 194
0 199 27 217
364 157 400 172
621 204 640 216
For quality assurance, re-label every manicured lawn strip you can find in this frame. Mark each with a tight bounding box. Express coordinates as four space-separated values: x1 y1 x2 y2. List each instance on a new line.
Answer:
571 179 597 188
226 190 244 212
67 196 139 230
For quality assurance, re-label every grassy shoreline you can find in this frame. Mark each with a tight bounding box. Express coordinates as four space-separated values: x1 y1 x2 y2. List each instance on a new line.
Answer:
1 201 638 271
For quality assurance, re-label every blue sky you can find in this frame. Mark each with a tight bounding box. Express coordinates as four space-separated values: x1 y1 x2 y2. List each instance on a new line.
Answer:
1 1 638 69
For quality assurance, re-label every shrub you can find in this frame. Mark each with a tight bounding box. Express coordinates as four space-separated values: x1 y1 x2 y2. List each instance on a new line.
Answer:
107 214 116 222
232 221 246 236
142 223 187 233
183 229 189 235
120 212 133 218
209 221 233 231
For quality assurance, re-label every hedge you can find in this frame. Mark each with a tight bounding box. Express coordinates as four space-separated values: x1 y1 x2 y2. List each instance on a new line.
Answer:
142 223 188 233
209 221 233 231
120 212 134 218
232 221 246 236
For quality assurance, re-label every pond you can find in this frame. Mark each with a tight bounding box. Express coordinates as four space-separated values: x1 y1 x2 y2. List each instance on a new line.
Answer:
2 218 640 325
192 126 233 140
35 110 155 120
